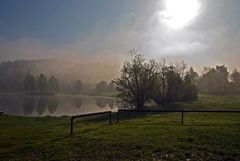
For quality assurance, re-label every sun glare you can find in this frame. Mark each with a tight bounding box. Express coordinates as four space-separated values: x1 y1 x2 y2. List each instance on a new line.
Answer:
161 0 201 29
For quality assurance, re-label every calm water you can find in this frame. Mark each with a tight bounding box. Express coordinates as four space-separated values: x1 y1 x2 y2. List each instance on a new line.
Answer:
0 94 119 116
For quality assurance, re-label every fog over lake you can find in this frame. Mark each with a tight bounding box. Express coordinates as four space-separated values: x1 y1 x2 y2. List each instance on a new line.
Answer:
0 94 119 116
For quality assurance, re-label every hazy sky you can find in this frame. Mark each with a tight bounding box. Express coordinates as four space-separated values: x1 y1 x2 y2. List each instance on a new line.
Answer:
0 0 240 70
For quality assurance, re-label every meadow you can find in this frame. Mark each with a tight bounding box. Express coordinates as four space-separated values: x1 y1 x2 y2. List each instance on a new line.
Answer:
0 94 240 161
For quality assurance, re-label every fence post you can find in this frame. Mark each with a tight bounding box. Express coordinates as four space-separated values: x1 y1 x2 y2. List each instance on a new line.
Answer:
181 112 184 125
117 110 120 123
70 117 73 135
109 111 112 123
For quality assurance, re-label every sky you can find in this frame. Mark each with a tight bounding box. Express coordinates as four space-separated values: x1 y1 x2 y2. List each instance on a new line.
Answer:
0 0 240 71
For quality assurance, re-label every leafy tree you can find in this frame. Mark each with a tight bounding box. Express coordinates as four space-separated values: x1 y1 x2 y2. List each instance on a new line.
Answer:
95 81 116 93
152 60 186 105
230 69 240 93
182 72 198 101
24 74 30 93
198 65 230 95
149 60 199 106
151 60 167 105
113 50 156 109
165 67 183 103
73 80 83 93
114 51 199 109
96 81 108 93
188 67 199 85
108 81 116 92
231 69 240 83
37 74 48 93
24 73 36 93
49 75 59 93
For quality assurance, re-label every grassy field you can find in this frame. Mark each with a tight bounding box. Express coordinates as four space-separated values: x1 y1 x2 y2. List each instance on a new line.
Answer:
0 94 240 161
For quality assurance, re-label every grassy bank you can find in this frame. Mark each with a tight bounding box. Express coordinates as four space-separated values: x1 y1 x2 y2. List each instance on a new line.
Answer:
153 94 240 110
0 94 240 161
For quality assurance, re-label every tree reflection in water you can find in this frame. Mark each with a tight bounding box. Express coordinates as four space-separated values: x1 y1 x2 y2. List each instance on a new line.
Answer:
48 97 59 113
95 97 117 109
36 97 48 115
23 97 36 115
72 97 83 109
21 95 118 116
23 96 59 115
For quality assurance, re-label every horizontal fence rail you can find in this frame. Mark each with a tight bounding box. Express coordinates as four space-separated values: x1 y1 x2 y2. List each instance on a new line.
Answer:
117 109 240 125
70 111 112 135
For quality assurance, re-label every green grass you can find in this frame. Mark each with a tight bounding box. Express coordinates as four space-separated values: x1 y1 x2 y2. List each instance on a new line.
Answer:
163 94 240 110
0 94 240 161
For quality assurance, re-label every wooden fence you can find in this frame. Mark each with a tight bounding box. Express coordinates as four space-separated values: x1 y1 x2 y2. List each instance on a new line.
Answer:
117 109 240 125
70 111 112 135
70 109 240 134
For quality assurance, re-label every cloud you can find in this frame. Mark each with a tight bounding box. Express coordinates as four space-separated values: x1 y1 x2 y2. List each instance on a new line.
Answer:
161 42 208 56
0 0 240 73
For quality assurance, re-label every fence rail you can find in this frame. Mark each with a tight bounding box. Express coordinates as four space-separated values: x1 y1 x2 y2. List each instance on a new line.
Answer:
70 111 112 135
70 109 240 134
117 109 240 125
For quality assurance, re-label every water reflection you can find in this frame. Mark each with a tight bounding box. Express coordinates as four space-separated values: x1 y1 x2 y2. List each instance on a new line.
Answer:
0 94 119 116
72 97 83 109
23 97 35 115
48 97 59 113
95 97 116 109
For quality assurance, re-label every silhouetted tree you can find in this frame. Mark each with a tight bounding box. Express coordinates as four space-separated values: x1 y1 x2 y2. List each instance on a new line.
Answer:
114 53 198 108
152 61 198 105
188 67 199 85
73 80 83 94
37 74 48 93
49 75 59 93
108 81 116 92
24 73 36 93
95 81 116 93
165 66 183 103
113 50 156 109
198 65 230 95
230 69 240 94
96 81 108 93
182 72 198 101
151 59 168 105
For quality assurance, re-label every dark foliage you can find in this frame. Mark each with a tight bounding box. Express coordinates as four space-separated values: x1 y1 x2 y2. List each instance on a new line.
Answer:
113 50 198 109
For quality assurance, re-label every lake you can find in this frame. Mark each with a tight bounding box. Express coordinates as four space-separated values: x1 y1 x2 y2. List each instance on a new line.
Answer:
0 94 119 116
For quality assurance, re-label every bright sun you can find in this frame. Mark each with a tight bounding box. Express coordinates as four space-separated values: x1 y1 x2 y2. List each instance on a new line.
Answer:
161 0 201 29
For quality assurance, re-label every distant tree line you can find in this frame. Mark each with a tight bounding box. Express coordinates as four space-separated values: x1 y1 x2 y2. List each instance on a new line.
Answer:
70 79 115 94
197 66 240 95
0 59 58 92
95 81 116 93
24 73 59 94
0 56 240 98
113 50 198 109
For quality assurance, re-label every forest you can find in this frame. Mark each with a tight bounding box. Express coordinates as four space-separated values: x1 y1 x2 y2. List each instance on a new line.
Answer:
0 59 116 94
